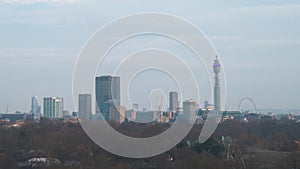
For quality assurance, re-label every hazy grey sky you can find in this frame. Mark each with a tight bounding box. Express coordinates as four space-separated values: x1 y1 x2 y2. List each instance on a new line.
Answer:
1 0 300 113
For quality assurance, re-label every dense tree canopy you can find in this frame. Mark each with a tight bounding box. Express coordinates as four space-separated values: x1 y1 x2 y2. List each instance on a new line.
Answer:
0 118 299 169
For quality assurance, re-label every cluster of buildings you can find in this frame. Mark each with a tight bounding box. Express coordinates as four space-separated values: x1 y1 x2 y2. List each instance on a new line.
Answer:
4 56 297 125
0 56 223 125
0 96 72 125
79 75 200 124
76 56 223 124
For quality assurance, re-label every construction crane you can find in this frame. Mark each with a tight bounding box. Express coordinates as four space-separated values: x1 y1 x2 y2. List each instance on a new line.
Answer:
148 90 151 110
6 104 9 114
158 96 164 112
23 103 29 113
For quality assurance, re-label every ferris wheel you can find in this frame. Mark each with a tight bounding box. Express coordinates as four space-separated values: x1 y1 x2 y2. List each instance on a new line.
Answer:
237 97 257 114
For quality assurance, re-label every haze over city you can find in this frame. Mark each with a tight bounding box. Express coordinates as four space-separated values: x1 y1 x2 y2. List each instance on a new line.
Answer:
1 1 300 169
1 0 300 113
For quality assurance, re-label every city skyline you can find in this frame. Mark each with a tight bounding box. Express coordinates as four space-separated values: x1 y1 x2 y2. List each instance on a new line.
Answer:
1 82 299 115
1 1 300 167
1 1 300 112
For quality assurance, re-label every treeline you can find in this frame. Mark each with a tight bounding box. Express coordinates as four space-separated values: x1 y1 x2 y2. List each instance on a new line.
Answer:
0 118 300 169
214 120 300 151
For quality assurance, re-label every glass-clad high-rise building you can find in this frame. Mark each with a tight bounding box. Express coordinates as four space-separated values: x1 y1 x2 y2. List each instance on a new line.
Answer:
31 95 41 115
95 76 120 119
43 97 64 119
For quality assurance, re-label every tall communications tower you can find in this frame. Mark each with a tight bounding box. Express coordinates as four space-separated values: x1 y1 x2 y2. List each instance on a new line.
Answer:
213 55 221 112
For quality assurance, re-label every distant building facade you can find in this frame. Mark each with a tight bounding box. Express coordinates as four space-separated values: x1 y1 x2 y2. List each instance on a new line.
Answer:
183 99 199 123
222 110 244 121
95 76 120 114
43 97 64 119
78 94 92 121
0 113 29 123
132 103 139 111
204 101 214 110
169 91 178 112
31 95 41 115
125 110 137 122
31 95 41 122
136 111 158 123
109 106 125 124
100 99 125 123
